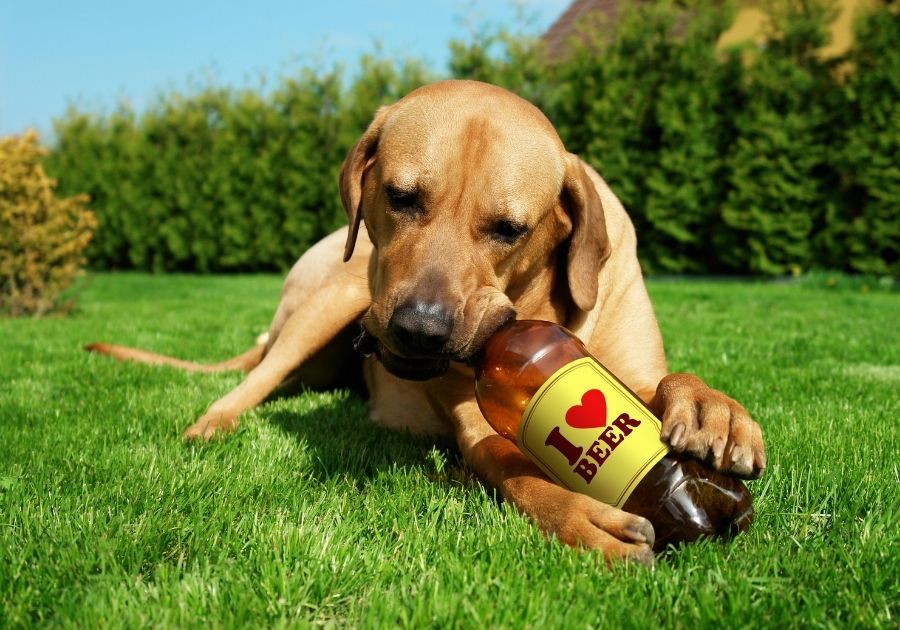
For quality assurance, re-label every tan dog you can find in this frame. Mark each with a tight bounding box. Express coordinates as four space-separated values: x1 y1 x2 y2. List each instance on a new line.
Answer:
89 80 765 564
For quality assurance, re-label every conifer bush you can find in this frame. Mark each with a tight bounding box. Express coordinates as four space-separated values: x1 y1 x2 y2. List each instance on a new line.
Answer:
0 131 96 316
46 59 430 273
716 0 841 275
825 4 900 275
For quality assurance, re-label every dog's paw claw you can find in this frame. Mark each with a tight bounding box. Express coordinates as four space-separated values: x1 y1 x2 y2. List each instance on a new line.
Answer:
655 373 765 479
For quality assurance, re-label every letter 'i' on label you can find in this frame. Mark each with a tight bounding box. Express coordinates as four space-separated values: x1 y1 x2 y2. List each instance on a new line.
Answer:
516 357 669 508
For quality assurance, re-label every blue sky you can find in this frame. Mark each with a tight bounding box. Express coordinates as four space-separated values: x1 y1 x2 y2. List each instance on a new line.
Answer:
1 1 568 138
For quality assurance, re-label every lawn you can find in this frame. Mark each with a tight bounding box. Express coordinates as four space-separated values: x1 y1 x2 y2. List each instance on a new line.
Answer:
1 272 897 628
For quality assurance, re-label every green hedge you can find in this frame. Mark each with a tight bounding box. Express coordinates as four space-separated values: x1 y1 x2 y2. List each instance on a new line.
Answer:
44 1 898 275
46 59 432 272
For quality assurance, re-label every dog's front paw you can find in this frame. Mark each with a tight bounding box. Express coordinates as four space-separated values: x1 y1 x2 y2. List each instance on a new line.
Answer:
511 478 655 566
182 410 238 441
654 373 765 478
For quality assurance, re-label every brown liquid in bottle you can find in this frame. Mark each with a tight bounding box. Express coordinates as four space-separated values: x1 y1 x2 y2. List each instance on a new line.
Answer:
475 320 753 550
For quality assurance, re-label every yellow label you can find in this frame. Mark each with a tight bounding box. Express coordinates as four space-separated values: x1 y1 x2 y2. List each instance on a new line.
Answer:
517 357 668 508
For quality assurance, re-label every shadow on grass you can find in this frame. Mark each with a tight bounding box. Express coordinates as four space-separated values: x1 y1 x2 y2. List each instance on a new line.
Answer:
260 393 467 489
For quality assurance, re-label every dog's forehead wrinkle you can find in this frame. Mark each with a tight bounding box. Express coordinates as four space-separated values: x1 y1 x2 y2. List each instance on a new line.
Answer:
384 171 421 193
378 108 565 217
496 196 532 221
394 80 563 135
384 93 559 155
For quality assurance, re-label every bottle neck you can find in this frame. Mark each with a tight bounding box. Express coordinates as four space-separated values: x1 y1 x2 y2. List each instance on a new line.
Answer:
468 316 519 375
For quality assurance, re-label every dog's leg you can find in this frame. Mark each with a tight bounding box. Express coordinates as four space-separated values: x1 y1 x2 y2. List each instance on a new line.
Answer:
461 403 655 564
429 376 655 565
183 281 369 440
641 374 766 479
589 273 765 480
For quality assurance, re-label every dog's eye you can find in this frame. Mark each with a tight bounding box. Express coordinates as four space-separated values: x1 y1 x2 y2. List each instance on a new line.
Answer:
489 220 528 244
386 186 420 213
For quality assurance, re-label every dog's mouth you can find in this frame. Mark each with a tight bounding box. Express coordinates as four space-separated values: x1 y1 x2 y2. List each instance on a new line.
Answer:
352 307 516 381
353 328 450 381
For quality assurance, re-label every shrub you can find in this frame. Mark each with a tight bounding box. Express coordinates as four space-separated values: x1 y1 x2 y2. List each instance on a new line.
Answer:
0 131 96 316
537 2 741 274
448 25 548 106
716 0 843 275
823 4 900 275
46 57 430 273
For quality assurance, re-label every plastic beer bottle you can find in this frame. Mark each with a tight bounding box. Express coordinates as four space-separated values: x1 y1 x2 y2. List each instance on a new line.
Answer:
474 320 753 549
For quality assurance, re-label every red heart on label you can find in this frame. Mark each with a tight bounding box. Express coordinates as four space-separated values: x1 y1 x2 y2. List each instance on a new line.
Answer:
565 389 607 430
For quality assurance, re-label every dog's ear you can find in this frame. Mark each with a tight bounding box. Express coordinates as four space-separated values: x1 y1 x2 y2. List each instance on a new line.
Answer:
561 154 610 312
340 106 389 262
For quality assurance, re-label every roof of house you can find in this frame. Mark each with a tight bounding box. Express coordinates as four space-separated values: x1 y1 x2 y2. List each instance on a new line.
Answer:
541 0 623 60
543 0 864 61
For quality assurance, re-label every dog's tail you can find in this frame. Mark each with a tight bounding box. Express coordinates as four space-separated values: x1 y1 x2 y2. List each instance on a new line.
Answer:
84 332 269 373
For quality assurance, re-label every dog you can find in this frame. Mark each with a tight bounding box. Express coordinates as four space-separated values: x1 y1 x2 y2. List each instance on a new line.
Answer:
88 80 766 564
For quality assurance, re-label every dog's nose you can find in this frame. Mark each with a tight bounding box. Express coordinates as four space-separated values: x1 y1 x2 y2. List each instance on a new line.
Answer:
388 300 454 356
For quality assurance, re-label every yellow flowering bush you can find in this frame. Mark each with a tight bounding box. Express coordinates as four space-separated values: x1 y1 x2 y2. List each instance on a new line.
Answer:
0 131 96 316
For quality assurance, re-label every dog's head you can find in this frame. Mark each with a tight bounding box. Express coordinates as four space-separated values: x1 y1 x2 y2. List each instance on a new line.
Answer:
340 80 609 380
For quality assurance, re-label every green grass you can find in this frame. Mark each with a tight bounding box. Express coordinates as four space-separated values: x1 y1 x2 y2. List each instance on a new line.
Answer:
1 272 897 628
